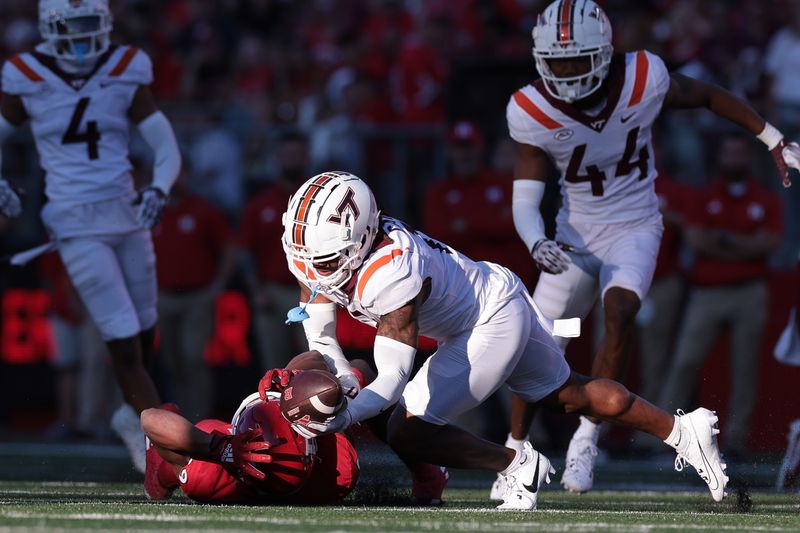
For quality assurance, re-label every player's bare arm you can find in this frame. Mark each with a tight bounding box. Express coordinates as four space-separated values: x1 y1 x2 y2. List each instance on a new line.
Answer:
664 73 800 186
375 278 430 347
0 93 28 126
127 85 159 124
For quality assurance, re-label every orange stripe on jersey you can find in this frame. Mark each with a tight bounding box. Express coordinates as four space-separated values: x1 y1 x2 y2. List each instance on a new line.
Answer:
513 91 563 130
292 174 333 245
559 0 573 41
9 56 44 82
109 47 138 76
627 50 650 107
356 249 403 301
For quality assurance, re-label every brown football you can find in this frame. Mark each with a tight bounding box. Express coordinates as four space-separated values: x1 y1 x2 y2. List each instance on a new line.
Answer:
280 369 345 424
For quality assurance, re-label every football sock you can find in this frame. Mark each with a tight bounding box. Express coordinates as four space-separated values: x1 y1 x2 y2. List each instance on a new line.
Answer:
664 415 687 453
575 416 600 441
499 448 524 476
504 433 527 453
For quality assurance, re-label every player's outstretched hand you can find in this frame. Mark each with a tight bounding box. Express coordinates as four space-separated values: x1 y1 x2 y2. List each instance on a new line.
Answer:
337 371 361 401
258 368 302 401
0 179 22 218
532 239 572 274
209 428 272 481
291 410 352 439
133 186 168 229
773 140 800 188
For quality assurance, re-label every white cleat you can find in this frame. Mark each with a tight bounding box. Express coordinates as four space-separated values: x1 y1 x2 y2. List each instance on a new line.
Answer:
497 442 555 511
111 404 146 474
489 473 507 501
776 419 800 491
561 432 599 493
673 408 729 502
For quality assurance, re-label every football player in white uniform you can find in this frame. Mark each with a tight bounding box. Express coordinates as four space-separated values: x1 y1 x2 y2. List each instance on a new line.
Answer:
0 0 181 472
501 0 800 495
271 171 729 510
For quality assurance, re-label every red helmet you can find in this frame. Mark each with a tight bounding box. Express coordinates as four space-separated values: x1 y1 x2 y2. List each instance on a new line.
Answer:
234 399 314 495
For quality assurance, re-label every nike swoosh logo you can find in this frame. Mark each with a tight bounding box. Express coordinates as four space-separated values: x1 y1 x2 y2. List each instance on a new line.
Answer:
697 442 719 489
523 453 540 493
621 113 635 123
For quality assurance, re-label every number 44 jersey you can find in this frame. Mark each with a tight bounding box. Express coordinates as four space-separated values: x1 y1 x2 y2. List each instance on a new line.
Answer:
322 216 526 342
507 50 670 225
1 44 152 204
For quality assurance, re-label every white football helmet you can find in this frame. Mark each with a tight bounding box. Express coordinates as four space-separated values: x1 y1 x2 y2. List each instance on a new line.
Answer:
283 172 380 295
532 0 613 103
39 0 113 64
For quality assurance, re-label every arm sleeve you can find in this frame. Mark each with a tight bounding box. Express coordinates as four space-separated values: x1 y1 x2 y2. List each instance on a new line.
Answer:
302 302 352 377
346 335 416 423
137 111 181 195
512 179 547 253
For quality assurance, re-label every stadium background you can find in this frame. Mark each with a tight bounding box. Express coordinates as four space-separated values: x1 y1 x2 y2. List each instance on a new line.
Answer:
0 0 798 456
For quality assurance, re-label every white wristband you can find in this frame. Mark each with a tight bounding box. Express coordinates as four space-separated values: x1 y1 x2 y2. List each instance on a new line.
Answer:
757 122 784 150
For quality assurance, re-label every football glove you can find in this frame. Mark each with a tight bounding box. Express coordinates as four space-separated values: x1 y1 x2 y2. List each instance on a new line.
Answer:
0 178 22 218
209 428 272 481
337 371 361 401
531 239 573 275
291 409 353 439
772 140 800 188
133 186 168 229
258 368 302 401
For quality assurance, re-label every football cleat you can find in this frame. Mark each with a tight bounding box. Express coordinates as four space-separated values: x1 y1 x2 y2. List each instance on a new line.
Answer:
776 419 800 491
672 408 729 502
489 473 507 501
561 432 599 493
111 403 145 474
410 464 449 506
144 403 180 501
497 442 554 511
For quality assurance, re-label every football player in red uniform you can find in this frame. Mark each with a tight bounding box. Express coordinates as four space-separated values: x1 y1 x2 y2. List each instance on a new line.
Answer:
141 352 360 504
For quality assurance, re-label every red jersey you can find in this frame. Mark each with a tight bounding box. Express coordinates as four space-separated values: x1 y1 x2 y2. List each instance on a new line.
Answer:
178 420 359 504
239 184 296 285
423 169 536 286
393 37 448 124
653 177 694 280
686 179 782 286
152 194 230 291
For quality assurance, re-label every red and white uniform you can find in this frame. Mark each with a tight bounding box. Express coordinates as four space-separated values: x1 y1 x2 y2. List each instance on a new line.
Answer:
320 216 570 425
507 51 670 329
1 44 157 340
178 399 360 504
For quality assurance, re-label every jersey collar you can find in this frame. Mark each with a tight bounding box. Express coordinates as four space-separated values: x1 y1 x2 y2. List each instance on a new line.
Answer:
31 44 117 92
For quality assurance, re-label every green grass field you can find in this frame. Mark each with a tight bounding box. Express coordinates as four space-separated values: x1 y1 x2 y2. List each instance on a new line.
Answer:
2 481 799 532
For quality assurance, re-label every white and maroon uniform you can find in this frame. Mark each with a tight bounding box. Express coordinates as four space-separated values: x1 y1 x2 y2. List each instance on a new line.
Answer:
323 216 570 425
507 50 670 331
1 45 157 340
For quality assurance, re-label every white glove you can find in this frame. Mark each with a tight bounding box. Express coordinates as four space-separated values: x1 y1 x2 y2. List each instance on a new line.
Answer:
0 179 22 218
337 371 361 401
134 186 168 229
784 141 800 174
531 239 573 274
291 409 352 439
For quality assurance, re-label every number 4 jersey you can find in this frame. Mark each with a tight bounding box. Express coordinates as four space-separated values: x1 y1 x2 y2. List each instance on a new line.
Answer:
319 216 525 342
507 50 670 225
1 44 152 204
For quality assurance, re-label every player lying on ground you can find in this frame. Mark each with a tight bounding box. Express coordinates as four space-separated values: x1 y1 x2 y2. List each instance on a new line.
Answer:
506 0 800 496
275 172 727 510
142 351 447 504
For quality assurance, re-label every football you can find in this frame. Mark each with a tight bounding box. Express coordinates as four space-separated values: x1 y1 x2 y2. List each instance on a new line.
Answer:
280 369 345 424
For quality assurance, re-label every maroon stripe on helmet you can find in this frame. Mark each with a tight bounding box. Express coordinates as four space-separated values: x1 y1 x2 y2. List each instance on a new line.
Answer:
292 174 333 245
559 0 573 41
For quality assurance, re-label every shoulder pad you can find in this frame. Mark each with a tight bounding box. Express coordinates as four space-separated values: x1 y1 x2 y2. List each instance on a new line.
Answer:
105 46 153 85
2 54 45 95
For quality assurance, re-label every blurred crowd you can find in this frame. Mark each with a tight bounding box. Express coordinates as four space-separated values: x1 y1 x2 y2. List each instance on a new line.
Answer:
1 0 800 454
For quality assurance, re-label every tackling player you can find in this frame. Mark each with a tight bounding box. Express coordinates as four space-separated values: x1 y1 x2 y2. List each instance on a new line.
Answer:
505 0 800 494
275 171 728 510
0 0 181 471
140 353 360 504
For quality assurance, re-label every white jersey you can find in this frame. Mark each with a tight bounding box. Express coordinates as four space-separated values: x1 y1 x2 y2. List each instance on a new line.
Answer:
1 44 152 204
322 216 524 342
507 50 670 224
